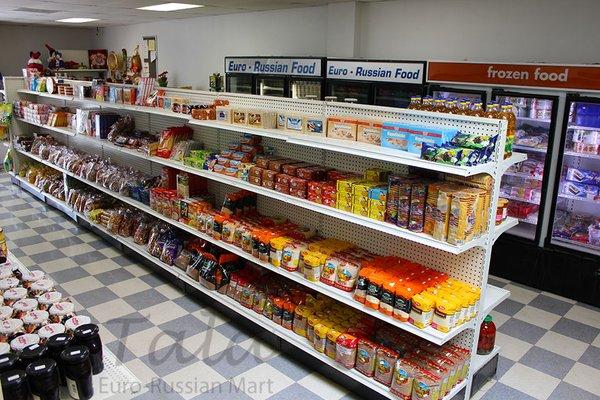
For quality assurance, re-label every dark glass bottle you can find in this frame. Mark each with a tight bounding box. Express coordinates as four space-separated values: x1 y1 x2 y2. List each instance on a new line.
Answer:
25 358 60 400
0 369 29 400
60 345 94 400
46 333 73 386
18 343 48 371
74 323 104 374
0 353 18 374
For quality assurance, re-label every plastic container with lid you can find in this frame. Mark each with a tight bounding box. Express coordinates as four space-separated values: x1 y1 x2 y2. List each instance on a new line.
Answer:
29 278 55 297
49 301 75 324
74 324 104 375
3 287 28 306
335 333 358 369
12 298 38 319
64 316 91 334
60 345 94 400
18 343 49 371
38 323 66 343
26 358 60 400
10 333 40 352
46 333 73 387
0 277 19 294
0 369 30 400
0 318 24 342
20 270 45 289
23 310 49 334
477 315 496 355
38 291 63 311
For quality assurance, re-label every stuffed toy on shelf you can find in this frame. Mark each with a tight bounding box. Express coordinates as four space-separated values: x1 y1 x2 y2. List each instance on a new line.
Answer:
44 43 65 70
27 51 44 75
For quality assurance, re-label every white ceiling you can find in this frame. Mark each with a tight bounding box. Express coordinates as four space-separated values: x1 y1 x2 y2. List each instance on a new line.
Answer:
0 0 382 27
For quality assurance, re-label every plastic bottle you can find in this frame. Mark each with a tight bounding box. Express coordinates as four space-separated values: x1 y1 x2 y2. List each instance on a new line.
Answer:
432 99 448 113
477 315 496 355
421 96 434 111
446 99 460 114
457 100 472 116
484 102 501 119
408 96 423 110
470 102 485 117
499 103 516 158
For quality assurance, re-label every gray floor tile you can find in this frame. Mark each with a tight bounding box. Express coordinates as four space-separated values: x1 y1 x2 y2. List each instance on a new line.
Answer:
71 251 108 266
173 296 207 313
124 289 169 310
139 344 198 377
29 249 67 264
74 287 119 308
547 382 599 400
215 323 253 344
106 340 137 363
519 346 576 379
529 294 574 316
498 318 547 344
88 239 110 250
159 315 210 340
552 318 600 344
267 354 312 381
50 236 84 248
495 355 515 380
495 299 526 316
111 255 138 267
140 273 169 288
488 277 508 288
105 312 155 339
95 268 135 286
51 266 90 283
204 346 263 379
19 213 49 222
578 344 600 370
481 382 537 400
9 247 26 258
13 235 46 247
267 383 321 400
33 225 60 235
134 380 185 400
190 382 254 400
7 203 32 212
2 222 31 232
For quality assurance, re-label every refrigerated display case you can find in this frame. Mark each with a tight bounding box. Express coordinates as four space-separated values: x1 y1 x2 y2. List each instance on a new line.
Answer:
429 85 487 106
494 90 560 242
325 59 426 107
549 95 600 256
225 56 325 99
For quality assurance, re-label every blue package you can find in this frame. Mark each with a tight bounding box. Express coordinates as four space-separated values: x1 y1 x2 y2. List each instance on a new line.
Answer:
565 167 600 186
368 187 388 201
381 122 459 155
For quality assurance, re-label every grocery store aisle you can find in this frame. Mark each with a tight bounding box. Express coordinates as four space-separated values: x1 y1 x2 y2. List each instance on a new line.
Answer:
1 172 599 400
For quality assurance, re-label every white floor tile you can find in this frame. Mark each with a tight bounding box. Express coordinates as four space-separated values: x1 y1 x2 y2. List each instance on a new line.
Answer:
82 259 121 275
122 326 176 358
514 305 562 330
39 257 78 273
540 291 577 304
108 278 152 298
298 372 347 400
490 310 511 328
155 283 185 300
140 301 189 326
89 298 137 323
163 360 227 400
124 358 159 386
234 363 295 400
500 363 560 400
495 332 532 362
180 329 233 359
192 308 229 328
4 228 37 240
238 338 280 361
564 363 600 396
60 276 103 296
504 284 540 304
20 241 55 255
60 243 97 257
565 305 600 327
124 264 151 277
535 331 589 361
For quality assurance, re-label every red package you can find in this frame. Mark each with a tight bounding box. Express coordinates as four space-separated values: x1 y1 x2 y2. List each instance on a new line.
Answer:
289 188 307 198
249 166 264 178
282 162 313 176
297 166 327 181
289 177 308 190
268 159 296 172
262 180 275 190
255 155 279 169
274 182 290 194
231 151 252 162
249 175 262 186
240 135 262 145
262 169 278 181
275 174 294 185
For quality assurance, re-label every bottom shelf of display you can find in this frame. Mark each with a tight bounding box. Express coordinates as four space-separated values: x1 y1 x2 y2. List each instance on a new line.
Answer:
551 237 600 257
471 346 501 376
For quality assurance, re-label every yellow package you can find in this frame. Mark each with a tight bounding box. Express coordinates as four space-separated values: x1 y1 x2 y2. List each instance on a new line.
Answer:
353 195 369 208
352 181 379 198
313 323 330 353
364 168 389 183
409 293 435 329
447 191 477 245
337 178 363 194
352 203 369 217
269 237 292 268
325 328 342 359
465 187 487 237
424 183 442 235
432 186 460 241
432 297 458 333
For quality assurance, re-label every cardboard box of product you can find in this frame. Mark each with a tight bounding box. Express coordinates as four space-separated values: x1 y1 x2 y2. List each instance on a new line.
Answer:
356 119 383 145
327 117 357 141
381 122 458 155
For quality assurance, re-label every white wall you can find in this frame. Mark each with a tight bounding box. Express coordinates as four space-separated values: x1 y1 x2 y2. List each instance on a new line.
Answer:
0 23 95 76
94 7 329 90
359 0 600 63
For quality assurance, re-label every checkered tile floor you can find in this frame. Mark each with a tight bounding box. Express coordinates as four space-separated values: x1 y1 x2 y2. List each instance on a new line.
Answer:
1 172 599 400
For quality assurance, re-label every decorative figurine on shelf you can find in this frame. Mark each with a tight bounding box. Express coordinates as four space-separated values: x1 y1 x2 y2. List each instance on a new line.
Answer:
27 51 44 75
209 73 223 92
88 49 108 69
126 45 143 85
157 71 168 87
44 44 64 70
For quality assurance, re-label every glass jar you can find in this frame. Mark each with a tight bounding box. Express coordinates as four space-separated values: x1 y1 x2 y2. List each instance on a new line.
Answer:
0 369 29 400
26 358 60 400
47 333 73 387
477 315 496 355
60 345 94 400
74 324 104 375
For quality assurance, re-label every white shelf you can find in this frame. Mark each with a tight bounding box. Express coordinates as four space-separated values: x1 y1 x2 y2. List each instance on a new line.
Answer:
16 88 527 178
492 217 518 243
517 116 551 124
567 125 600 131
15 117 76 136
500 193 540 205
503 171 543 181
558 193 600 205
481 285 510 316
563 151 600 160
513 144 547 154
56 68 107 72
10 172 75 219
471 346 501 375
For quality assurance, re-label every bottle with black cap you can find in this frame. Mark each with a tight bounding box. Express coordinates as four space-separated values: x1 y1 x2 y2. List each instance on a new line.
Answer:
18 343 48 371
0 369 29 400
74 323 103 374
0 353 18 374
46 332 73 387
25 358 60 400
60 345 93 400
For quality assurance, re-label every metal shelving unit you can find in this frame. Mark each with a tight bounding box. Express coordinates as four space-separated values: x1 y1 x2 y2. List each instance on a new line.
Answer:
9 79 523 400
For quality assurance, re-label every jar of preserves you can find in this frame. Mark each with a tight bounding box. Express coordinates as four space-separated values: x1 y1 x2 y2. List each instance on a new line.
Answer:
477 315 496 355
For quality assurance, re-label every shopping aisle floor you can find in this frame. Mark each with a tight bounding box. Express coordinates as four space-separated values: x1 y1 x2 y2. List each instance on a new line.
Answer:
1 172 599 400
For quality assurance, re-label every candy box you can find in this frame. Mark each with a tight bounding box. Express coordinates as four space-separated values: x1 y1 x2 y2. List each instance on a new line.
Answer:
276 113 286 129
408 183 428 232
216 106 231 123
561 181 598 199
305 116 326 136
381 122 458 155
247 110 277 129
286 115 304 133
368 186 388 202
232 109 247 125
327 117 357 141
356 119 382 145
565 167 600 186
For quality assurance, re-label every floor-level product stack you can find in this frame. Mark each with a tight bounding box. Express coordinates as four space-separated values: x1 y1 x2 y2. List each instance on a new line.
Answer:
4 76 525 400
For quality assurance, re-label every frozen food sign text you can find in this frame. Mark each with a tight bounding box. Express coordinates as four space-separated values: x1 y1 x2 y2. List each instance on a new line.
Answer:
225 58 322 77
326 60 426 84
487 65 568 82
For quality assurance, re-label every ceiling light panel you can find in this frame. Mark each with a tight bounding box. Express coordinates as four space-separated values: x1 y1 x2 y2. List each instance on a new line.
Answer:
137 2 203 11
56 17 99 23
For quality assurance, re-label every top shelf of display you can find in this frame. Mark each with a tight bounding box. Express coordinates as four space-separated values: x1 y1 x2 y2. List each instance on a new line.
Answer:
17 81 525 178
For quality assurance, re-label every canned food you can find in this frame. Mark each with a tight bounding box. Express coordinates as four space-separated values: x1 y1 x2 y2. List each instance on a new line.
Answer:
29 279 55 297
23 310 49 334
0 306 12 321
38 292 63 311
3 287 27 307
0 319 24 342
0 277 19 294
13 298 38 319
64 316 91 334
10 333 39 352
38 323 66 343
21 271 45 289
49 302 75 324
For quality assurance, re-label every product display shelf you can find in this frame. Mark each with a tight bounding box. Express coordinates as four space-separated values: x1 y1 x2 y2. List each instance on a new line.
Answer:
15 117 76 137
16 88 529 178
72 209 468 400
503 171 543 181
471 346 501 376
551 237 600 257
512 144 547 154
563 151 600 160
56 69 108 73
491 217 518 244
9 171 76 219
15 147 479 345
567 125 600 131
558 193 600 204
516 116 551 124
500 193 540 205
17 118 518 254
